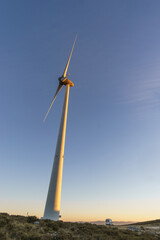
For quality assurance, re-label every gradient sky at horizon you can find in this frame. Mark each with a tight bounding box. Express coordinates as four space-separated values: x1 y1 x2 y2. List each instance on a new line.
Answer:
0 0 160 222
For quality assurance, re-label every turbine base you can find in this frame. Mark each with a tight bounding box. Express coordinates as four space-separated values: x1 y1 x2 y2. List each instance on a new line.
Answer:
42 210 60 221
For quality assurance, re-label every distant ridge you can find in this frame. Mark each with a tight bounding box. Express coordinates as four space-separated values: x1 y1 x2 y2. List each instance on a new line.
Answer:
89 221 136 225
128 219 160 226
79 219 160 226
77 220 136 225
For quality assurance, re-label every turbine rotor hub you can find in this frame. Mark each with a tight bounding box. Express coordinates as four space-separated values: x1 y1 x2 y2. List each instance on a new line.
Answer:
58 77 74 87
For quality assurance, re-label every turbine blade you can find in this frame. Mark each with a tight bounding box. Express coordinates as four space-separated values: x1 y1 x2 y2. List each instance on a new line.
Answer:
43 84 63 122
62 34 77 78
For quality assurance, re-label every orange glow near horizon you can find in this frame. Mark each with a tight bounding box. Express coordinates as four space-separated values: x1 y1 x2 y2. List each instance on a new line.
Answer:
2 210 159 223
1 198 160 223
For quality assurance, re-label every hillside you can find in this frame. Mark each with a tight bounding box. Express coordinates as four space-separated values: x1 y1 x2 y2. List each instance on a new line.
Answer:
0 213 160 240
130 219 160 226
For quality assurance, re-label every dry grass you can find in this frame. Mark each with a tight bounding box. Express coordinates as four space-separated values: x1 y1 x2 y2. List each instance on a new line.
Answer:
0 213 160 240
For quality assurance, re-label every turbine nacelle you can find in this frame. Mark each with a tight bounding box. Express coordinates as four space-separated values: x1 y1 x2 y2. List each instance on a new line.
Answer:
58 75 74 87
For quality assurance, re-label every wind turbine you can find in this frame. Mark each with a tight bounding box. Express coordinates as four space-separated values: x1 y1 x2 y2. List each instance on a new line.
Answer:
43 35 77 221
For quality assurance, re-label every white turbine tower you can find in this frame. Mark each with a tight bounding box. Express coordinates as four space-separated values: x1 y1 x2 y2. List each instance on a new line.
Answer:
43 35 77 221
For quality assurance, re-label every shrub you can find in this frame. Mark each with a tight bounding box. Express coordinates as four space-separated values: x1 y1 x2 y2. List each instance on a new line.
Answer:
27 216 39 223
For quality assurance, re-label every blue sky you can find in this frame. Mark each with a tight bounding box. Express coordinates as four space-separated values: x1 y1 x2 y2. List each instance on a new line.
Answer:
0 0 160 221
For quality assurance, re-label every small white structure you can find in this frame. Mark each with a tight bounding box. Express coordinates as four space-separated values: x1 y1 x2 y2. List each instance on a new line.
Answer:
105 219 113 225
